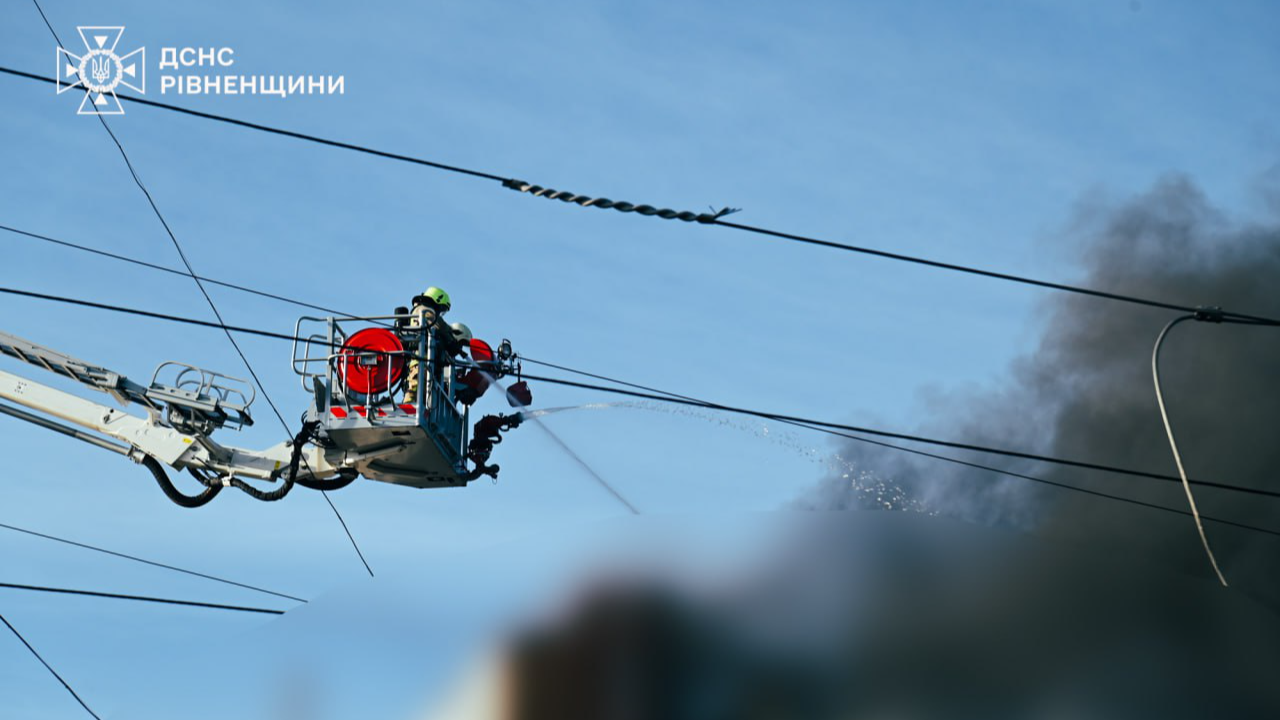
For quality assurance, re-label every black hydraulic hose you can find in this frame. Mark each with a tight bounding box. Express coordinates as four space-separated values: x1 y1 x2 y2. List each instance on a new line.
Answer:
142 456 221 508
295 469 359 491
145 421 352 504
226 439 301 502
227 420 321 501
226 474 294 502
285 421 359 491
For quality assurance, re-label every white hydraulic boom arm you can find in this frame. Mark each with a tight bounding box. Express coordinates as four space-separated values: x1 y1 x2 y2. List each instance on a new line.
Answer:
0 330 341 505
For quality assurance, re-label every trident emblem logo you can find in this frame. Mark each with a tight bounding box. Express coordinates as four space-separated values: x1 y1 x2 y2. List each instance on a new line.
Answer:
90 55 111 84
56 26 145 115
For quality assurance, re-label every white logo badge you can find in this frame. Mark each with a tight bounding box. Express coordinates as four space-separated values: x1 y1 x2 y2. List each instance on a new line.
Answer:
56 26 145 115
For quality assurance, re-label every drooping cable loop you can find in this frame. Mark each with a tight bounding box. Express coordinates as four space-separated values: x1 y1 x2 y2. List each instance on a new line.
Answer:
1152 315 1229 587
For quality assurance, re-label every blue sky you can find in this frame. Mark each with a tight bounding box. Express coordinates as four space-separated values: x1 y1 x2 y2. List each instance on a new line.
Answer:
1 0 1278 716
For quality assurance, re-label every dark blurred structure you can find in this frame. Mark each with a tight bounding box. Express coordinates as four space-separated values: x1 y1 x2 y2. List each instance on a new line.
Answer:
508 585 835 720
486 515 1280 720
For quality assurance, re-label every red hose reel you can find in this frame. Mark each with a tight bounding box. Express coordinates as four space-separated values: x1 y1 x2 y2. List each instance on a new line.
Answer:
337 328 406 395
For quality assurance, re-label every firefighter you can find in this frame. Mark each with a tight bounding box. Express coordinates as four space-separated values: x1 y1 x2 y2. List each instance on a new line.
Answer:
403 287 452 403
448 322 472 356
451 321 495 406
413 286 451 324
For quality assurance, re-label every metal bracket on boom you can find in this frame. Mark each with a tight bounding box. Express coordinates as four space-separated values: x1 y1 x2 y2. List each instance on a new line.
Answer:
0 331 253 432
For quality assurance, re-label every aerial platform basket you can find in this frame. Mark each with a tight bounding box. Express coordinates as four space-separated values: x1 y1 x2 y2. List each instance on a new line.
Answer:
292 313 516 488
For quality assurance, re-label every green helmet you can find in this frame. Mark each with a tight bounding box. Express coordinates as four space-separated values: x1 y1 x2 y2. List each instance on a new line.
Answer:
421 286 451 312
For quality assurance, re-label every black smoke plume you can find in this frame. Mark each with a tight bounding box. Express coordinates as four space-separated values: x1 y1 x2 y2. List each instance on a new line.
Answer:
800 174 1280 607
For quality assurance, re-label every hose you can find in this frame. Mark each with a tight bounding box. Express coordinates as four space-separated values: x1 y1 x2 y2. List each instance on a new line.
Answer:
225 421 320 502
142 416 363 505
226 474 294 502
295 469 359 491
142 455 221 508
229 420 360 500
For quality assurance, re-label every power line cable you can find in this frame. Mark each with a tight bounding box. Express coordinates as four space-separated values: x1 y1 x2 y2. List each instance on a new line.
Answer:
1153 315 1229 586
2 284 1274 503
516 372 1280 500
0 224 375 322
0 582 286 615
30 1 372 578
519 357 1280 538
0 521 307 603
528 413 640 514
315 491 372 575
0 66 507 182
1 286 307 342
0 611 101 719
704 218 1280 327
3 64 1278 327
485 374 639 514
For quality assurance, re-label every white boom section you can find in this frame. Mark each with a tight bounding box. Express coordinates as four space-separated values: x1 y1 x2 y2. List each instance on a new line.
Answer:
0 368 331 480
0 330 338 482
0 368 197 464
